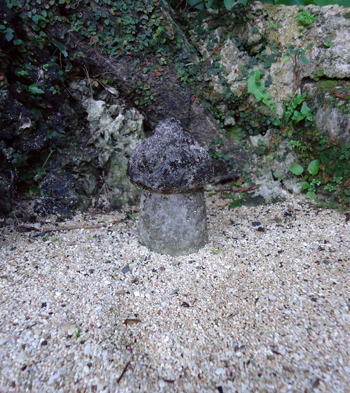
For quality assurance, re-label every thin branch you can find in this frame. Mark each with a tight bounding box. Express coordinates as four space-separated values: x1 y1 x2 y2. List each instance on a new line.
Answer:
175 0 186 11
84 65 93 98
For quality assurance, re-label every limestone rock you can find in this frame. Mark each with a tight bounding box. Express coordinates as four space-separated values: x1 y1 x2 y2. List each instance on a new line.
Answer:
66 80 145 209
308 80 350 144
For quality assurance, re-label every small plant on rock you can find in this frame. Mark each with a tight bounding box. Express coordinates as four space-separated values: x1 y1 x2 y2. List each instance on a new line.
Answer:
296 9 318 26
289 159 320 199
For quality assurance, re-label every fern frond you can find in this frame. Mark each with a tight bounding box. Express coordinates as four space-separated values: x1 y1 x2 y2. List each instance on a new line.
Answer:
283 92 307 123
247 70 276 115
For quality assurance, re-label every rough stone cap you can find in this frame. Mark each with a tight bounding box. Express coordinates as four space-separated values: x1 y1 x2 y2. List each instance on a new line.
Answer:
127 117 213 193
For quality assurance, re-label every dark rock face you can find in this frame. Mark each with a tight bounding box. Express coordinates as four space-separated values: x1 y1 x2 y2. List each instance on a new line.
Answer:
34 172 78 218
127 118 213 193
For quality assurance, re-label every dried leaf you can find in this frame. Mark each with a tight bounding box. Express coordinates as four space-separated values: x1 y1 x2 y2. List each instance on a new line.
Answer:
16 224 41 232
123 319 142 326
312 378 321 388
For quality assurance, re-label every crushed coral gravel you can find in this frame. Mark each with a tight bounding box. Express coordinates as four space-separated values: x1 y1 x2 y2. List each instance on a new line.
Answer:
0 192 349 392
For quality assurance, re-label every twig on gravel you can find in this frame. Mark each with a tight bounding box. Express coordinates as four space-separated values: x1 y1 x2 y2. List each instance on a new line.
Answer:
204 185 260 193
42 219 123 232
211 173 240 184
117 361 130 383
17 220 123 233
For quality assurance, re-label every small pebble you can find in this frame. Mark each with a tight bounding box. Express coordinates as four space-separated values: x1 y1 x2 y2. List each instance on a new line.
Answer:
84 343 91 356
158 379 166 388
61 322 75 333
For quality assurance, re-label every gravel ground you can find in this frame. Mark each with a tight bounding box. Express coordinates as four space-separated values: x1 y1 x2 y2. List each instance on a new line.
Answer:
0 192 349 393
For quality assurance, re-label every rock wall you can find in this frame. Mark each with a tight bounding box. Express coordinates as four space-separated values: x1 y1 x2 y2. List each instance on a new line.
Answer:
188 2 350 205
1 1 350 218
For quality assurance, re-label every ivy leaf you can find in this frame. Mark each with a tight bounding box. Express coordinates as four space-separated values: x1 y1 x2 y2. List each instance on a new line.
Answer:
289 164 304 175
29 84 45 95
52 40 68 57
229 198 244 209
29 185 40 195
5 30 14 42
300 52 310 64
69 52 86 60
305 43 313 50
224 0 236 9
306 191 316 200
307 160 319 175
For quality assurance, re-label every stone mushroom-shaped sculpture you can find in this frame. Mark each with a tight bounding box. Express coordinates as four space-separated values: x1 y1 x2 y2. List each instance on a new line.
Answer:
127 117 213 256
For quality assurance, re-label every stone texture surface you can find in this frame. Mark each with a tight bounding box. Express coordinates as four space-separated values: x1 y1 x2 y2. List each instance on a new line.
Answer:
35 172 78 218
128 117 213 193
138 190 208 256
305 80 350 144
69 81 145 209
211 4 350 113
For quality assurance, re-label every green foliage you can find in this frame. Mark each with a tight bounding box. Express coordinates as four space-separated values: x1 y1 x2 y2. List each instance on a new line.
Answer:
289 164 304 175
168 0 350 9
282 92 313 127
52 40 68 57
284 44 313 66
291 102 313 123
296 9 318 26
288 127 350 206
307 159 319 175
247 70 276 114
29 84 45 95
228 198 244 208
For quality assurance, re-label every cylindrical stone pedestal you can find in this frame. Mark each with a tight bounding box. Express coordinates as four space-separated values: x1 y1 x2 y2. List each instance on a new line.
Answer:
138 189 208 256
